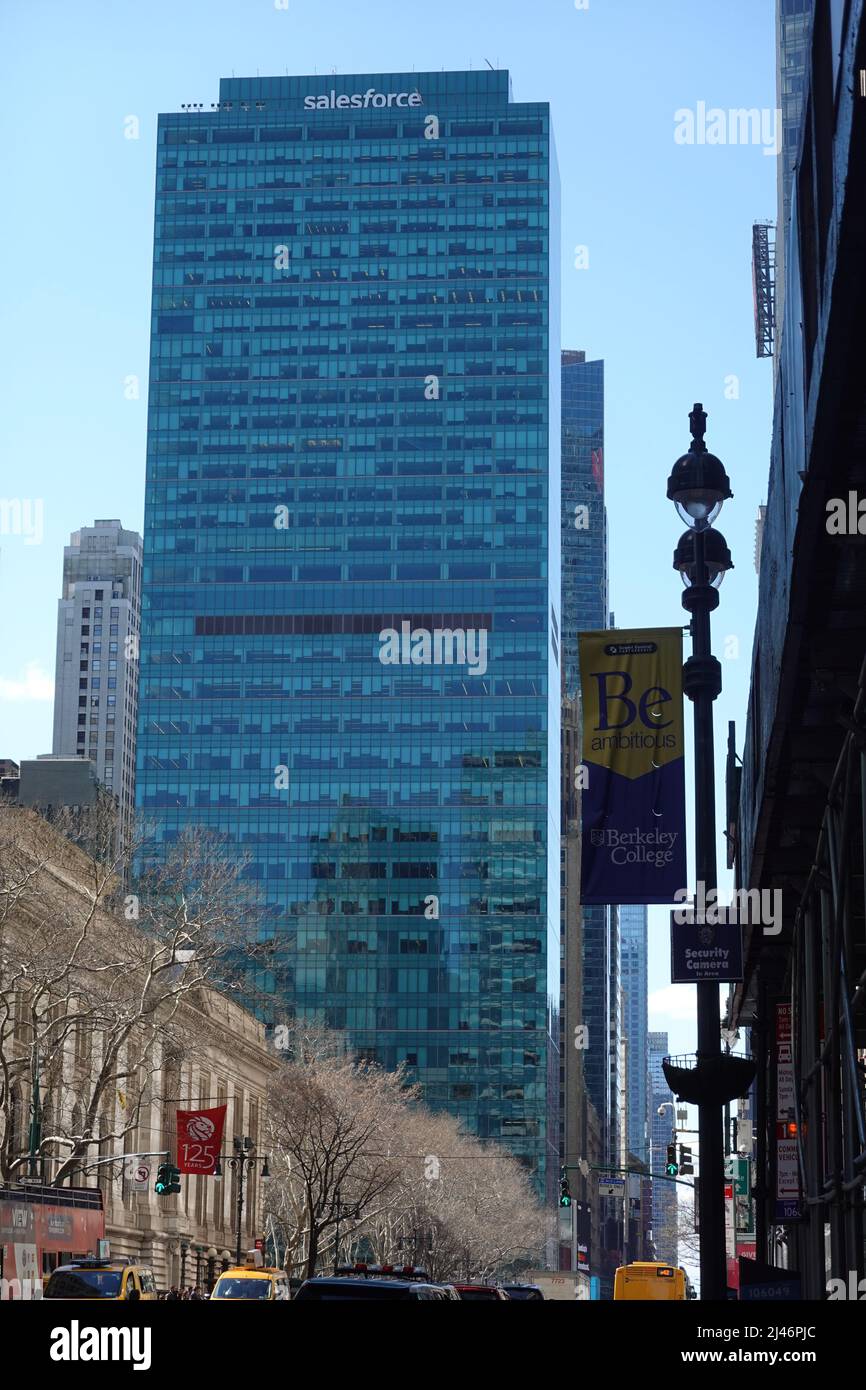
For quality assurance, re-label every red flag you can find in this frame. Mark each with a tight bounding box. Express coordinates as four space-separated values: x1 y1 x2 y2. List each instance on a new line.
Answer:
176 1104 227 1175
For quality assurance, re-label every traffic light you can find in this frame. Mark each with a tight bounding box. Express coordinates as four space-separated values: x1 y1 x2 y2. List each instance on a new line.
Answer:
559 1168 572 1208
155 1162 181 1196
665 1143 679 1177
679 1144 694 1175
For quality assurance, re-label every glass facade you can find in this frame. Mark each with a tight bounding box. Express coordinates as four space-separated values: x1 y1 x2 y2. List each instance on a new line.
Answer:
137 69 561 1193
560 353 605 699
620 903 649 1165
560 352 618 1160
776 0 813 237
648 1030 677 1264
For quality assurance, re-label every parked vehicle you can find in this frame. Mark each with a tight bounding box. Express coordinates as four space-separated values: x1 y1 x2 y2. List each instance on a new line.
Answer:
452 1283 511 1301
43 1258 157 1301
294 1277 449 1301
210 1265 290 1300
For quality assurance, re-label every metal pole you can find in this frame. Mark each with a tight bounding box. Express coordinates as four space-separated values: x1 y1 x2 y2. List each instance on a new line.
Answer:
333 1195 341 1276
234 1154 245 1265
28 1048 41 1179
690 526 727 1301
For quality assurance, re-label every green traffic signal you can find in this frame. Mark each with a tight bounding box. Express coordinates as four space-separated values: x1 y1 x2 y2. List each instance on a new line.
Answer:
559 1168 572 1207
155 1162 182 1196
666 1162 679 1177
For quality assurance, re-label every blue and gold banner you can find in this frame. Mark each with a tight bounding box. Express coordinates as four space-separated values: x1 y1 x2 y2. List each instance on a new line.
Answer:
578 628 686 905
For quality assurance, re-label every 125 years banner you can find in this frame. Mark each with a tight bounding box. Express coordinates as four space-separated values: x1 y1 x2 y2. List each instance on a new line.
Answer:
578 628 686 905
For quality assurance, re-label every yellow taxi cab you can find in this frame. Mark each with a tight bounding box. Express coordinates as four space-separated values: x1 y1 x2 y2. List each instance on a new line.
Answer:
43 1258 158 1301
210 1257 290 1301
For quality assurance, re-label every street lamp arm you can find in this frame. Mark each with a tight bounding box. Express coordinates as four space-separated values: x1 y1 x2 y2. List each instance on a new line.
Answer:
583 1162 697 1191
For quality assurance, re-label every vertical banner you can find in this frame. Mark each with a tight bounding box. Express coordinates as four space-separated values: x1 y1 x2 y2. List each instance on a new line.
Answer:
578 628 686 904
177 1103 227 1175
774 1003 802 1220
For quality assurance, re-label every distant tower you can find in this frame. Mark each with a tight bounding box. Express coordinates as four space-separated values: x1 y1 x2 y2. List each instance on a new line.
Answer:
774 0 813 363
52 520 142 850
648 1031 678 1265
620 904 649 1166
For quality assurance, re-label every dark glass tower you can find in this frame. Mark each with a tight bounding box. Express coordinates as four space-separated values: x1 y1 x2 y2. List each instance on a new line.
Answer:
137 69 561 1193
560 352 618 1162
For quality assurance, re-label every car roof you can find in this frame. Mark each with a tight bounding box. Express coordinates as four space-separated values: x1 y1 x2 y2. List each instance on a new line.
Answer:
302 1276 418 1288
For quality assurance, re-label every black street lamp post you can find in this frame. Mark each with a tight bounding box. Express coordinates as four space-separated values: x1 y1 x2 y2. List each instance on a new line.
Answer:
332 1191 361 1275
215 1136 270 1265
667 404 733 1302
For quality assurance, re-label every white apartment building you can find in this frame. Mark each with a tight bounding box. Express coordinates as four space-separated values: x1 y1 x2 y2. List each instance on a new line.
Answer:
51 520 142 848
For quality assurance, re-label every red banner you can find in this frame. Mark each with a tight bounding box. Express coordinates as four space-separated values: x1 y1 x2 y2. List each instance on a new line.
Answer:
176 1104 227 1175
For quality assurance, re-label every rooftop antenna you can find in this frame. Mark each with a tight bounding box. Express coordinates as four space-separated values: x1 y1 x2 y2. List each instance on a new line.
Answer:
484 58 494 70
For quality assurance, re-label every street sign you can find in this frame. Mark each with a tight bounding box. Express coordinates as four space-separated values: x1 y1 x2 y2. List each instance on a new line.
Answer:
670 910 743 983
724 1155 750 1197
598 1177 625 1198
130 1161 150 1192
774 1004 802 1220
724 1183 736 1259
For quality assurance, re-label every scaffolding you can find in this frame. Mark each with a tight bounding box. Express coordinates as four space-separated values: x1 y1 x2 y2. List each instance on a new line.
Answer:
751 222 776 359
769 656 866 1296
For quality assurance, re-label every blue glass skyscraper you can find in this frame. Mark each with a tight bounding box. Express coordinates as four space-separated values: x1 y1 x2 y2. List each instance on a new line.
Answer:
137 69 561 1193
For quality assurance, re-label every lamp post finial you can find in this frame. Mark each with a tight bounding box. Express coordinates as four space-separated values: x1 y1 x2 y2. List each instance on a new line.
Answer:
689 402 707 453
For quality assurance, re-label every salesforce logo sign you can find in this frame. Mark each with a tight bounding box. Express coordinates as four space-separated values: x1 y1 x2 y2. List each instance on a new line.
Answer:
304 87 423 110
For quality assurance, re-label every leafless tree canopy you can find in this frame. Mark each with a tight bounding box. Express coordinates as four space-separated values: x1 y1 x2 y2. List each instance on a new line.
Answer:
264 1022 549 1282
0 807 265 1185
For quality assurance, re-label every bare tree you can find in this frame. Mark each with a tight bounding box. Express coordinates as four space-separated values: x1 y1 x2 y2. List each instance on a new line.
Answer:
263 1024 413 1279
262 1023 549 1284
0 806 264 1185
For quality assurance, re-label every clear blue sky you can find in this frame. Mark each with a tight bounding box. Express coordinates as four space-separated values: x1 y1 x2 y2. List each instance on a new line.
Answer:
0 0 776 1059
